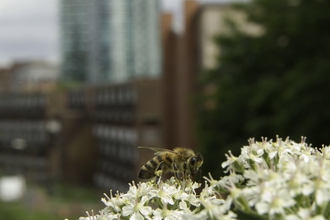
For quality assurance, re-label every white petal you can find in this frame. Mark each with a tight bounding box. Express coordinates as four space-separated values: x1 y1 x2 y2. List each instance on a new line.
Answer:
179 201 188 210
130 212 144 220
140 195 149 205
256 202 269 215
285 215 300 220
163 196 174 205
316 190 325 206
312 215 326 220
222 161 231 168
122 206 134 217
140 206 152 216
253 157 264 163
302 183 314 196
244 170 258 180
269 151 277 159
297 208 310 218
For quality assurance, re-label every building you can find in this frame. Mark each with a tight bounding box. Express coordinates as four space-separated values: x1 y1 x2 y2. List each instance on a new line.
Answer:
60 0 90 82
0 0 263 191
60 0 162 84
0 61 60 93
160 0 262 151
198 1 263 69
0 67 10 92
11 61 60 93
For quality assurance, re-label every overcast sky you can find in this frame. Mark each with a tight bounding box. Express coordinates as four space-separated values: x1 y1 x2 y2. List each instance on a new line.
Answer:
0 0 228 67
0 0 59 66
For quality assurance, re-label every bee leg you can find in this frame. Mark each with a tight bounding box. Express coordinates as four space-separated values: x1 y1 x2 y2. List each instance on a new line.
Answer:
155 161 164 184
172 162 180 179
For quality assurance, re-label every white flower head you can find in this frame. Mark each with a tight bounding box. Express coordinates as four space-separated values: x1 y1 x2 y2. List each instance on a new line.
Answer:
122 196 152 220
102 191 124 213
196 198 228 220
122 181 153 201
153 203 183 220
79 136 330 220
256 189 296 217
149 183 177 205
222 150 244 173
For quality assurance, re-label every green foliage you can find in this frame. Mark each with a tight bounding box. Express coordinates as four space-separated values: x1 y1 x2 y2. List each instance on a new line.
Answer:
0 201 59 220
196 0 330 178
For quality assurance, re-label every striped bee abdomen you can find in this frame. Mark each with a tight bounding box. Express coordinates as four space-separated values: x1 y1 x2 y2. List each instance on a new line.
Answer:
138 155 163 179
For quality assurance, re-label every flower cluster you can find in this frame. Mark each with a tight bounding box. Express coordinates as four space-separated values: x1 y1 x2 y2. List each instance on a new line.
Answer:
215 136 330 220
79 136 330 220
79 178 235 220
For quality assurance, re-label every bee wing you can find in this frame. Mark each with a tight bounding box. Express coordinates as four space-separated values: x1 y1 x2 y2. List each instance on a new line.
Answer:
138 146 180 155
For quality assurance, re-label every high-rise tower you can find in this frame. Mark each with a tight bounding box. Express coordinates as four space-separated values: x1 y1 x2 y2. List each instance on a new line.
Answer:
60 0 162 84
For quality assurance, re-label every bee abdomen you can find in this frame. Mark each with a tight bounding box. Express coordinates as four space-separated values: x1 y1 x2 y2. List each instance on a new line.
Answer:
138 157 162 179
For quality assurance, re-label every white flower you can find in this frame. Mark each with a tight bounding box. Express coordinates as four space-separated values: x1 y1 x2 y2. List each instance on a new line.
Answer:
179 201 194 214
287 173 312 197
149 183 177 205
222 150 238 168
285 208 325 220
102 191 124 213
240 145 265 165
299 146 315 163
242 185 261 207
200 181 216 199
204 172 218 187
185 196 231 220
277 154 297 175
153 203 183 220
268 148 279 160
222 150 244 173
313 180 330 206
197 199 227 220
183 180 201 194
319 145 330 160
80 211 118 220
173 190 200 207
122 196 152 220
165 176 178 186
216 173 244 192
227 171 244 183
270 142 293 160
309 160 330 182
80 136 330 220
256 189 296 216
244 170 259 183
122 181 153 201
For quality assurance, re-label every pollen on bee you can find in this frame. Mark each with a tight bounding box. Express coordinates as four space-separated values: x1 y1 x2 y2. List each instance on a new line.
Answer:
155 170 163 177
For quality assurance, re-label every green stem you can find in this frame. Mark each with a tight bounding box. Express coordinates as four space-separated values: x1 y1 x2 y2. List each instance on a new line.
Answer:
154 197 163 209
235 196 251 213
241 209 268 220
305 195 311 208
323 202 330 218
284 207 296 215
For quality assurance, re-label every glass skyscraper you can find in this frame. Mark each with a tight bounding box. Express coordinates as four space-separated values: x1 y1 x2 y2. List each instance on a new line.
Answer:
60 0 162 83
60 0 90 81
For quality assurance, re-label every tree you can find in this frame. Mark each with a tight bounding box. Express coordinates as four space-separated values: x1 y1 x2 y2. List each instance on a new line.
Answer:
196 0 330 178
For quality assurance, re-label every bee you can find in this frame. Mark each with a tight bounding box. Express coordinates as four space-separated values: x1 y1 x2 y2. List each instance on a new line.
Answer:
138 146 204 183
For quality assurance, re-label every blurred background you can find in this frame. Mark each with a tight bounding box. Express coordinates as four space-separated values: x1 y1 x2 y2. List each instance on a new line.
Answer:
0 0 330 219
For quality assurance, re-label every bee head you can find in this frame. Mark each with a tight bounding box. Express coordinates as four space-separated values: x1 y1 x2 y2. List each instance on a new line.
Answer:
188 152 204 174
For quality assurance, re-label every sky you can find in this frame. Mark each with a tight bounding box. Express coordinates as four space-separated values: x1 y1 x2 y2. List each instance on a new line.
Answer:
0 0 229 67
0 0 59 67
